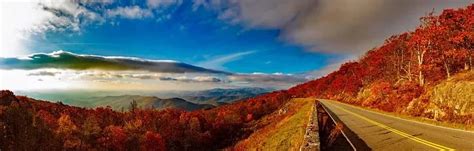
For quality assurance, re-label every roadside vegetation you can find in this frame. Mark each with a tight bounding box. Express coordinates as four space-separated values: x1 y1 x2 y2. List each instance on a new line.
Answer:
232 98 314 150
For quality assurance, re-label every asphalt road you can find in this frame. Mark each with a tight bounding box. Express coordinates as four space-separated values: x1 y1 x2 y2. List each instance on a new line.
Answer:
319 99 474 151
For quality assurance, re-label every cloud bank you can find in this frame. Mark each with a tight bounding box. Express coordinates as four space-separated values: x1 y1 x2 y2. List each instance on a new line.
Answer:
196 0 471 54
0 50 226 74
0 69 306 91
0 51 307 91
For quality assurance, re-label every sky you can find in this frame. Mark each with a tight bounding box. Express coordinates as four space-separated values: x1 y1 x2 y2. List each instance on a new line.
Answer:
0 0 471 91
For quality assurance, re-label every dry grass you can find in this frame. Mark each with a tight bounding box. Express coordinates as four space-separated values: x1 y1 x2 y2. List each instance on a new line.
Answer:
232 98 315 151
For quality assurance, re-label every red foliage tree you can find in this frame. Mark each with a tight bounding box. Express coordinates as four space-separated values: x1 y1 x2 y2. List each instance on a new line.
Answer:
141 131 166 151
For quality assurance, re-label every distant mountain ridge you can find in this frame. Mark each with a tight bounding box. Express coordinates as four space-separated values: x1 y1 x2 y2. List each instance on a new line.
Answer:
86 87 272 110
15 87 272 108
181 87 272 105
89 95 214 111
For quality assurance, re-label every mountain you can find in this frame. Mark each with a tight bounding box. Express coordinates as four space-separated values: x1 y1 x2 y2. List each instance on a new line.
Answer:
84 88 271 110
88 95 214 111
180 87 272 105
0 50 228 74
14 87 272 108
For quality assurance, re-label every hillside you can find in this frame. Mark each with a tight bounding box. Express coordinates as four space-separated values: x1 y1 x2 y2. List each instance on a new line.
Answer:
232 98 315 150
88 95 214 111
0 90 291 150
288 5 474 125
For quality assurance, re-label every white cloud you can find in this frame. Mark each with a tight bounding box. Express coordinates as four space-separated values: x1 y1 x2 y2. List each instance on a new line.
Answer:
191 76 223 82
106 6 153 19
27 71 58 76
1 1 49 57
147 0 182 9
0 0 104 57
80 0 114 5
228 73 307 88
198 50 256 70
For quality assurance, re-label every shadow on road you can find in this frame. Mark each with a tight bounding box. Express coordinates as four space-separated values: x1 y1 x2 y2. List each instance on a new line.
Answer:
317 102 371 151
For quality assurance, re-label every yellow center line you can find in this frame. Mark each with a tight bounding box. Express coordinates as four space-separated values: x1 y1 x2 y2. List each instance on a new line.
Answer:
328 103 455 151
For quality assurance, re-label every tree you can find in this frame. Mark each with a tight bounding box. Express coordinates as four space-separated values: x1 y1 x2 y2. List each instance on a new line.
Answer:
81 116 101 149
56 114 81 149
129 99 138 112
1 106 38 150
408 28 429 86
386 33 412 82
141 131 166 151
99 125 127 150
407 12 441 86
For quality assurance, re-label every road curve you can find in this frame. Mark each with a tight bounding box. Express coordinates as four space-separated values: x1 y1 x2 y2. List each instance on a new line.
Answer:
319 99 474 151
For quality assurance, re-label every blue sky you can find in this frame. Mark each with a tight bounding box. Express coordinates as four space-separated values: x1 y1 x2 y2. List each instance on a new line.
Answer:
19 0 339 74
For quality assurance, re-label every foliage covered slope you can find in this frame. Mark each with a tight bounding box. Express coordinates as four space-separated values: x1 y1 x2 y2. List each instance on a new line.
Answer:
232 98 314 150
288 4 474 125
0 90 290 150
